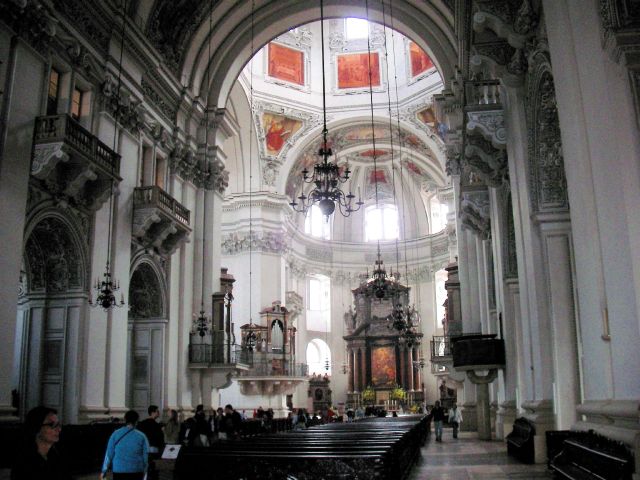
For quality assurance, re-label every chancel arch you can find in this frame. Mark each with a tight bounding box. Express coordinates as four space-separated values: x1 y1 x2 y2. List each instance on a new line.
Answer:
127 255 168 417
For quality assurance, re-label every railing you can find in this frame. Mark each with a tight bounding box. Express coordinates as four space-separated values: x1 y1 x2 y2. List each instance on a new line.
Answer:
189 343 252 366
431 363 449 375
430 335 452 359
34 114 120 173
134 186 190 226
465 80 501 107
242 361 308 378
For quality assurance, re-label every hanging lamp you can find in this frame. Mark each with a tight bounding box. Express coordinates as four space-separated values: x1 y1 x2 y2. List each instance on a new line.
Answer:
289 0 363 219
89 1 128 311
194 0 217 338
244 0 257 353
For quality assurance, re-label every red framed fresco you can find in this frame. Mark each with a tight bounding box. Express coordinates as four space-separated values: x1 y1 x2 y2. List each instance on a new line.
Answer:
268 43 304 86
409 41 434 77
371 345 396 387
337 52 381 89
262 112 302 155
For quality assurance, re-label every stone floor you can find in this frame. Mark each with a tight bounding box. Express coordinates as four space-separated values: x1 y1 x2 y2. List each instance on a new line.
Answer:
408 431 552 480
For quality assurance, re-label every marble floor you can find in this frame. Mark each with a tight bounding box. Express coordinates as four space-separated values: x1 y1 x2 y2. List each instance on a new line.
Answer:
408 431 553 480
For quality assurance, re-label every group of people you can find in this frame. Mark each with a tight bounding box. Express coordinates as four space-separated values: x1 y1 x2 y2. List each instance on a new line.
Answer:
11 403 246 479
429 401 463 442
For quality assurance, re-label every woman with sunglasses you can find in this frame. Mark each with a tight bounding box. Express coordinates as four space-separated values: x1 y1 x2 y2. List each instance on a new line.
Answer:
11 406 70 480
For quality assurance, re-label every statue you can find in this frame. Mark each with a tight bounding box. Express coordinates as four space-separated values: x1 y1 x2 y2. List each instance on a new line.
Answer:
344 305 357 332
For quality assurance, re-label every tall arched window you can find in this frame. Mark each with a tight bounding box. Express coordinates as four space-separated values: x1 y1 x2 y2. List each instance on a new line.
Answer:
306 338 332 375
435 268 448 329
304 204 331 240
365 204 399 242
307 274 331 332
430 196 449 233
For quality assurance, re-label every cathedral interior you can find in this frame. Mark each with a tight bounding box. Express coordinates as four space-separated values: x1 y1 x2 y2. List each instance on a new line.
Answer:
0 0 639 478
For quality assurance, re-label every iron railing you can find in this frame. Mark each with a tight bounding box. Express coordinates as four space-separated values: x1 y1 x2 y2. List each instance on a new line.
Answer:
134 186 190 226
34 114 120 173
189 343 253 366
430 335 452 359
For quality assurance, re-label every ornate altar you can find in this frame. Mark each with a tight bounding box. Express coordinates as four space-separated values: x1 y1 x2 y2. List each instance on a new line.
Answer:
343 275 423 408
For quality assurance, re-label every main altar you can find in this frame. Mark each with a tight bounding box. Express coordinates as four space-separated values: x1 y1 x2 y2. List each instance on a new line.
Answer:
343 271 424 409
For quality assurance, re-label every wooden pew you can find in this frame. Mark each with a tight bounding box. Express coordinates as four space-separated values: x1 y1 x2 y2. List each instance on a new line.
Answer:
174 415 428 480
548 430 634 480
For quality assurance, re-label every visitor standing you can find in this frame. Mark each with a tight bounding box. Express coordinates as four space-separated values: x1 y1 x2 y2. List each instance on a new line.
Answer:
11 406 70 480
101 410 149 480
432 401 446 442
163 409 180 445
137 405 164 455
448 403 463 439
222 404 243 440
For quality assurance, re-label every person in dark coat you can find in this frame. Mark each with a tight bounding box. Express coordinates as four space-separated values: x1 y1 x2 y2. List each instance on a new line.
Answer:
137 405 164 456
11 406 71 480
432 401 446 442
222 404 243 440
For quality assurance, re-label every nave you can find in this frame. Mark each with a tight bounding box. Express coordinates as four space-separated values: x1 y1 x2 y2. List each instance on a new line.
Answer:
409 431 551 480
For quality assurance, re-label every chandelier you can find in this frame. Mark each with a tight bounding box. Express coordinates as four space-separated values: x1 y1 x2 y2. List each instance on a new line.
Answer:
195 308 210 337
89 2 127 311
289 0 363 218
367 245 399 299
90 261 124 310
389 300 421 346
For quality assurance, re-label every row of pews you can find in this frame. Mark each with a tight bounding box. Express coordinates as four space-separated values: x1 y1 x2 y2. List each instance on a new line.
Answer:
174 415 430 480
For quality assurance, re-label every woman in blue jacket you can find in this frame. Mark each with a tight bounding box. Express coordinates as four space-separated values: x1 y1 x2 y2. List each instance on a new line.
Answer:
101 410 149 480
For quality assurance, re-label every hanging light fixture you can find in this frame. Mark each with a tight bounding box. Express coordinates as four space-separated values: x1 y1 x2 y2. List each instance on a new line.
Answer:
89 1 128 311
244 0 257 354
193 0 216 339
367 0 421 349
289 0 363 218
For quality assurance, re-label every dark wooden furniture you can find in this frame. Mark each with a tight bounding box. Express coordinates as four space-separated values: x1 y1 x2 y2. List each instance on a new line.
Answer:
175 415 429 480
506 417 535 464
548 430 634 480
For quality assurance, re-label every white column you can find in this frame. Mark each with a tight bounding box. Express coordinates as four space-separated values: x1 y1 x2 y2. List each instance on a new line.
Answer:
179 184 197 413
0 37 45 421
541 221 579 429
543 0 640 403
105 127 138 415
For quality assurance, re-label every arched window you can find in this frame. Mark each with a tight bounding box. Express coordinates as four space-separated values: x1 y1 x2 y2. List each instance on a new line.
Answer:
365 204 399 242
307 274 331 332
344 18 369 41
306 338 331 376
435 269 448 329
430 196 449 233
304 204 331 239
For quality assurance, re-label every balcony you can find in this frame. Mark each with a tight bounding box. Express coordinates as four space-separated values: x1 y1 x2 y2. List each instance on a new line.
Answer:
188 337 251 390
31 114 121 212
238 360 308 396
132 186 191 256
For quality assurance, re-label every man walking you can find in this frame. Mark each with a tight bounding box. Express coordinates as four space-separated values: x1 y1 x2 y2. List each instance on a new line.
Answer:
432 401 445 442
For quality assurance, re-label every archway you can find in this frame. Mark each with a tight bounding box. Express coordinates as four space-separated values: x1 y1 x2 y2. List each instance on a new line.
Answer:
127 258 167 417
19 213 88 422
306 338 332 376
